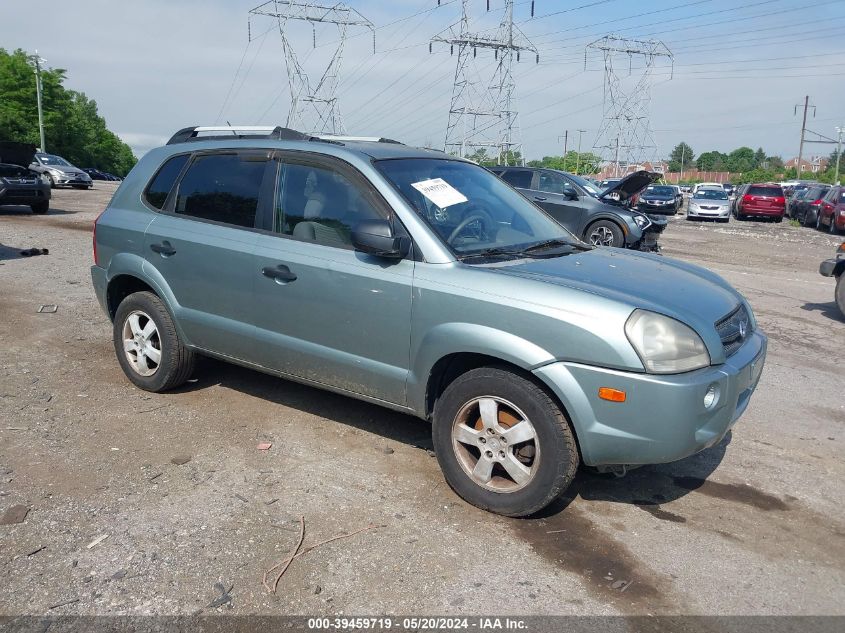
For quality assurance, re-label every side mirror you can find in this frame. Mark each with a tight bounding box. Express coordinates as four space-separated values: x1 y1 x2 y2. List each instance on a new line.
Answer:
564 188 579 201
351 220 410 259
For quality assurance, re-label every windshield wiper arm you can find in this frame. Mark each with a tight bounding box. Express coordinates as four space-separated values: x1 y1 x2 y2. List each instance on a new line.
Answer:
522 238 587 253
458 247 526 261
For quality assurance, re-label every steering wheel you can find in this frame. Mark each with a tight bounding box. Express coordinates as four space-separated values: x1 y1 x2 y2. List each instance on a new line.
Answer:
447 212 490 244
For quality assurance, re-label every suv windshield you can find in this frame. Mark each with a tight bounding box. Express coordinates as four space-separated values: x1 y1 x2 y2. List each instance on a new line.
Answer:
37 154 71 167
376 158 580 257
694 189 728 200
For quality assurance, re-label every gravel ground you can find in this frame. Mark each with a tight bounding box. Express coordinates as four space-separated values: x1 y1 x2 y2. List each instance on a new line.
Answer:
1 184 843 617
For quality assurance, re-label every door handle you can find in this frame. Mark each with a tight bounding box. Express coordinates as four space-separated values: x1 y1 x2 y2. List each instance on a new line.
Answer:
533 196 547 201
149 240 176 256
262 264 297 283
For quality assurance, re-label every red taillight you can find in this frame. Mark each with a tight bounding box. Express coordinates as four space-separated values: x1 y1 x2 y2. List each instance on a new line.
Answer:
813 199 823 205
774 196 785 206
743 194 752 202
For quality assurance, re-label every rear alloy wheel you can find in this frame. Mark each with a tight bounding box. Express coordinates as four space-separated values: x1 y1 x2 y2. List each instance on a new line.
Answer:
432 367 579 517
113 291 195 392
585 220 624 247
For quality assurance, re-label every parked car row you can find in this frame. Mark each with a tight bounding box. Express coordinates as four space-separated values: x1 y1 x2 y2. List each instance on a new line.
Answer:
789 184 844 234
83 167 123 181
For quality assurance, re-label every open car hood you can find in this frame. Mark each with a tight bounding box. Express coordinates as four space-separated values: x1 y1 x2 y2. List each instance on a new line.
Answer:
598 170 661 202
0 142 37 168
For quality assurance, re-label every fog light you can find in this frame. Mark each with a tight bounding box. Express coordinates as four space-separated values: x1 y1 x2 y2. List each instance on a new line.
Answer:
703 384 720 409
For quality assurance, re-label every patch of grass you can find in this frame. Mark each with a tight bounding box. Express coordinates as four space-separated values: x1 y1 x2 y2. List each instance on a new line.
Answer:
788 219 801 227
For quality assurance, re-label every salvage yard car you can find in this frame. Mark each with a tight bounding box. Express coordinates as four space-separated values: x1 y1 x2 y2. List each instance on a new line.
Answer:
734 183 786 222
819 241 845 316
91 125 767 517
489 166 667 250
0 141 52 214
687 187 731 222
30 152 93 189
637 184 680 215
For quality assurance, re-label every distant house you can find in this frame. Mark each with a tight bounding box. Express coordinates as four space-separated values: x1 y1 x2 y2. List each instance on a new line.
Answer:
785 156 829 174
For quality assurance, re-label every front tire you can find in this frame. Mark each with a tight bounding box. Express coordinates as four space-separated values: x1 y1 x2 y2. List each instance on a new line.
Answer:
432 367 579 517
30 201 49 214
836 275 845 318
585 220 624 248
113 291 195 392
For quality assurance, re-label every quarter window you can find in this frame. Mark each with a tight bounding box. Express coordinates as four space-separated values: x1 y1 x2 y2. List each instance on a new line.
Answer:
173 153 267 228
145 154 189 209
500 170 532 189
274 162 385 248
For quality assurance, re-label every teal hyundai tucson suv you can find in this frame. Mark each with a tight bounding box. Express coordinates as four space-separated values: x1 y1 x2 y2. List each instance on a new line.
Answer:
91 126 767 517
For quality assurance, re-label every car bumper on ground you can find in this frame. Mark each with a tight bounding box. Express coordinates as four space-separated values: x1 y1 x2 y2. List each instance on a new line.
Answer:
533 330 767 467
819 257 843 277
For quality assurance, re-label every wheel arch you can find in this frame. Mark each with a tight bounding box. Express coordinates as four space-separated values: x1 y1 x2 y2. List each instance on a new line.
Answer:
582 214 633 245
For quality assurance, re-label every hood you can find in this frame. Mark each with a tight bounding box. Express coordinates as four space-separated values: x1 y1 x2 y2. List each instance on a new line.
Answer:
0 142 37 168
486 248 742 353
599 170 661 203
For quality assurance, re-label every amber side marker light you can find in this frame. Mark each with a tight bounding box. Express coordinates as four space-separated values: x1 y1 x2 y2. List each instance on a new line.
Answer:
598 387 627 402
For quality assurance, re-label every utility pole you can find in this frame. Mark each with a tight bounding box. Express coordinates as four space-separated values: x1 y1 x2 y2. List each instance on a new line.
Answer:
33 50 46 152
793 96 815 181
679 143 685 181
559 130 568 155
613 137 620 178
575 129 586 175
836 126 843 186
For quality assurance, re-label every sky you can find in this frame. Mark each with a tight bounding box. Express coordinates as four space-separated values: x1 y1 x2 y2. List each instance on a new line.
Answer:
3 0 844 165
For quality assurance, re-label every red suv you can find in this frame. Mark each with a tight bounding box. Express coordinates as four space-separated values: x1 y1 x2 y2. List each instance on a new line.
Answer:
818 186 845 235
734 183 786 222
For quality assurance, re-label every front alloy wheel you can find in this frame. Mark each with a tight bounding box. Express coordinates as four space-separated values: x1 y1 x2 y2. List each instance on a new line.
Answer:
432 366 579 516
451 397 539 493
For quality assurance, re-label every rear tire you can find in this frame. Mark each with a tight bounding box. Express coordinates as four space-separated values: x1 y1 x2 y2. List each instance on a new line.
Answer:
584 219 624 247
113 291 195 392
836 275 845 318
774 216 783 223
30 201 49 214
830 216 840 235
432 367 579 517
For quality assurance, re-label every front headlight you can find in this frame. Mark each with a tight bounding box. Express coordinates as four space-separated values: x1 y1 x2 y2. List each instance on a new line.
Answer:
625 309 711 373
632 213 650 229
40 174 51 184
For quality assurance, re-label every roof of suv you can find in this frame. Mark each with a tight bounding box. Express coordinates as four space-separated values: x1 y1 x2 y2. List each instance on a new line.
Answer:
162 125 454 162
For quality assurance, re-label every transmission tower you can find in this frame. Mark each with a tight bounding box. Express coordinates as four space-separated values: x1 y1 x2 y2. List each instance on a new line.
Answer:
586 35 673 176
431 0 538 164
249 0 374 134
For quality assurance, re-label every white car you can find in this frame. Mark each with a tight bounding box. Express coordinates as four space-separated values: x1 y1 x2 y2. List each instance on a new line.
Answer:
692 182 723 194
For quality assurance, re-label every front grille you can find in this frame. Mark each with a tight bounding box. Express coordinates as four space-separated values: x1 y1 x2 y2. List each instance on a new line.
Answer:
716 304 752 357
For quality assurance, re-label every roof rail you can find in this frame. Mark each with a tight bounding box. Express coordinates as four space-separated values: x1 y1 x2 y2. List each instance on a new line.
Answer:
312 134 403 145
166 125 308 145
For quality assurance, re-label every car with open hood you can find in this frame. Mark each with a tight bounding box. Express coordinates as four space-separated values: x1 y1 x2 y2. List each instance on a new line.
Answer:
489 166 666 250
91 125 766 517
30 152 93 189
0 141 52 214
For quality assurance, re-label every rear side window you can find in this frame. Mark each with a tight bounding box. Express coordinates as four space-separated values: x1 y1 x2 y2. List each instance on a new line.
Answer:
501 170 532 189
145 154 189 209
747 186 782 197
173 153 267 228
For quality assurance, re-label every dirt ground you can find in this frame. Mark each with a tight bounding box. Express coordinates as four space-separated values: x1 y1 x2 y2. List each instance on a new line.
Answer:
1 183 844 617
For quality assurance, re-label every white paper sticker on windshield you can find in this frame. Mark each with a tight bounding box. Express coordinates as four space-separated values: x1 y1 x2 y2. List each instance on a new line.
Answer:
410 178 468 208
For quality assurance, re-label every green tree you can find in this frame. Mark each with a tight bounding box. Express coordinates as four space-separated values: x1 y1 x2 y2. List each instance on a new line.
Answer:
753 147 766 168
667 142 694 172
526 152 602 174
0 48 136 176
696 150 727 171
726 147 755 173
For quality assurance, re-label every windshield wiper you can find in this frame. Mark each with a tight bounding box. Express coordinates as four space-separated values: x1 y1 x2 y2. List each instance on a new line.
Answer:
522 238 591 253
458 247 527 261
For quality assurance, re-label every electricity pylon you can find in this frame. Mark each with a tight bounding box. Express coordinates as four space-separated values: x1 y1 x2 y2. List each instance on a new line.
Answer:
431 0 538 164
249 0 374 134
586 35 673 176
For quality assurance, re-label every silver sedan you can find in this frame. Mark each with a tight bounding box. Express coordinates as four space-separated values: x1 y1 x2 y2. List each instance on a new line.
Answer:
686 188 731 223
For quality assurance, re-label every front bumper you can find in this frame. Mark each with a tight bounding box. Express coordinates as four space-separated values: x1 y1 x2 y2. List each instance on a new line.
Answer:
533 330 767 467
688 205 730 218
0 182 51 205
51 172 91 186
819 257 843 278
638 201 676 215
